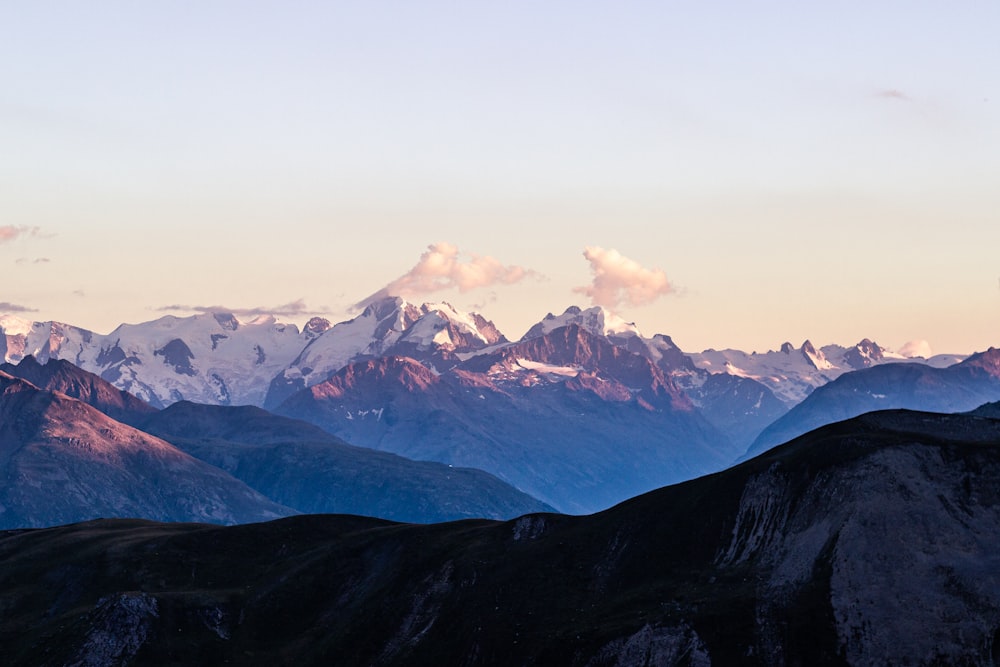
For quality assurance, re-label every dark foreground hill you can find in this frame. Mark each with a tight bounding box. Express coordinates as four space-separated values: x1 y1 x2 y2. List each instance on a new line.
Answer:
5 408 1000 665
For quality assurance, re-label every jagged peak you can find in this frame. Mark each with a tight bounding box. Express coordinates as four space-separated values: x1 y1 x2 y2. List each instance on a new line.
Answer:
213 312 240 331
411 302 507 346
521 305 641 341
800 340 834 371
304 317 331 336
357 295 421 330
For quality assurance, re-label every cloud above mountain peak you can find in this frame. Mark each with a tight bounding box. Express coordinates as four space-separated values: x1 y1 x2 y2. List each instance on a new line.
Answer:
574 246 674 309
354 242 536 311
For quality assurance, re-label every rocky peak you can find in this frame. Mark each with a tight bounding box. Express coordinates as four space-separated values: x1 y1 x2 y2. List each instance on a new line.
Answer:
359 296 423 332
212 313 240 331
958 347 1000 377
485 324 691 408
521 305 640 341
800 340 833 371
311 356 440 399
1 356 156 424
843 338 885 369
303 317 331 337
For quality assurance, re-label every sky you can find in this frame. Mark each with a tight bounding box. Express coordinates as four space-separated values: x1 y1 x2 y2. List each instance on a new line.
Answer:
2 2 999 355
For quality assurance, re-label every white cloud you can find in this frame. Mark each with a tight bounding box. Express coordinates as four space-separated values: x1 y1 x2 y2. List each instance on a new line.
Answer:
157 299 325 318
898 339 932 358
0 226 41 243
574 246 674 309
355 242 536 310
0 301 38 313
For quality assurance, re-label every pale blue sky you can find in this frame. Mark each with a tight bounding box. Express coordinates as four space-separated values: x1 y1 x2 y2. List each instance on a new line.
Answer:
2 2 999 353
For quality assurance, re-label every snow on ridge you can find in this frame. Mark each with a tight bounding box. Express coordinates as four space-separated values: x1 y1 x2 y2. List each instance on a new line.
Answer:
514 358 583 377
421 302 492 342
521 305 641 340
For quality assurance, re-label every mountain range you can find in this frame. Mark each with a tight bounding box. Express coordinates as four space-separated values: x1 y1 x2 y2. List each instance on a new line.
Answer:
746 347 1000 458
0 370 291 528
689 337 964 406
0 359 550 528
5 406 1000 665
2 300 956 432
0 300 977 514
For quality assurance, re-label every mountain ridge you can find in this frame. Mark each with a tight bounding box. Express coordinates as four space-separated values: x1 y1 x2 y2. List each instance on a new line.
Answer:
5 407 1000 664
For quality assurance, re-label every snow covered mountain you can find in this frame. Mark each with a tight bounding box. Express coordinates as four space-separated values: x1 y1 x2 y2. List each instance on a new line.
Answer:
0 312 326 407
514 306 787 447
689 339 966 406
277 323 743 513
745 347 1000 458
0 302 968 449
263 297 506 408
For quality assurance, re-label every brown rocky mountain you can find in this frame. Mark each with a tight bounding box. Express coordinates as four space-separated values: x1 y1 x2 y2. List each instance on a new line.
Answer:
277 325 740 513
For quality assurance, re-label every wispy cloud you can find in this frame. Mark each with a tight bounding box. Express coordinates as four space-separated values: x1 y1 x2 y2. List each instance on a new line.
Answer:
72 289 86 298
156 298 326 318
0 225 42 244
574 246 675 310
0 301 38 313
875 88 911 102
16 257 50 264
354 242 537 310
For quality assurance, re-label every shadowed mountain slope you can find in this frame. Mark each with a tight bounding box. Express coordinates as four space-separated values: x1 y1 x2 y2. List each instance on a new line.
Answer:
136 401 553 522
0 372 291 529
276 326 738 514
5 408 1000 665
1 355 156 425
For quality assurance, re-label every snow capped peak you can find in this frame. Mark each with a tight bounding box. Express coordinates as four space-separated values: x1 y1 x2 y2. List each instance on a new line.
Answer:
841 338 887 369
415 302 505 346
801 340 834 371
522 305 641 341
304 317 331 337
358 295 421 328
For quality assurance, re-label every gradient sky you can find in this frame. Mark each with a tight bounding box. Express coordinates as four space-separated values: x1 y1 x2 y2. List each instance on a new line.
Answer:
2 2 999 354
